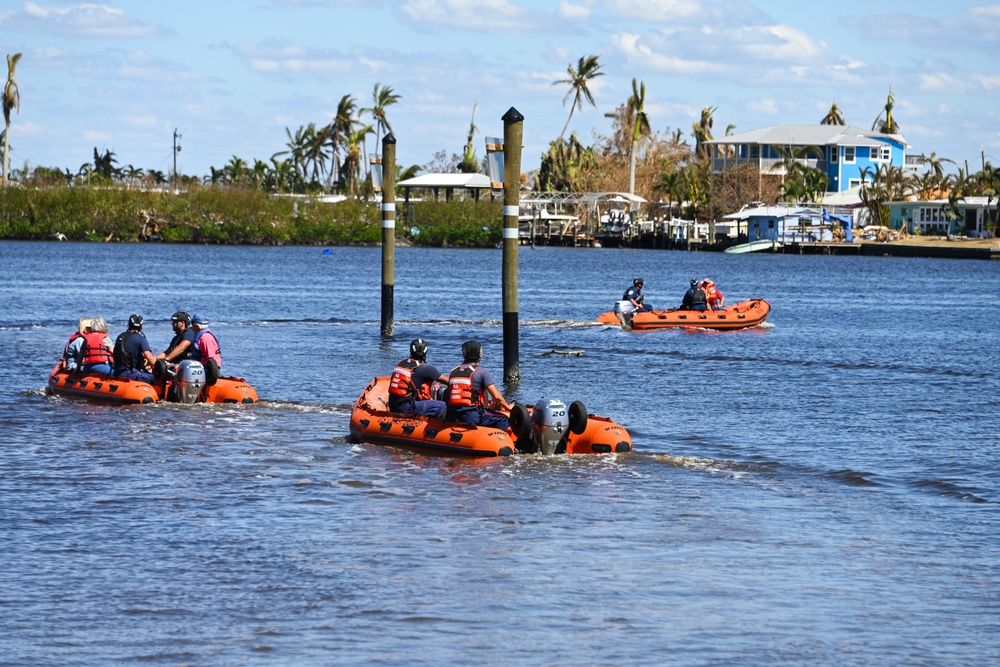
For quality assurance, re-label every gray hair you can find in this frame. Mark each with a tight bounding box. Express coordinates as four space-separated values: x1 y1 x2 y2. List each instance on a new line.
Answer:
90 317 109 333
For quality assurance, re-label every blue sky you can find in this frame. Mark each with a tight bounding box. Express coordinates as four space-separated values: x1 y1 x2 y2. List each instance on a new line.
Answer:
3 0 999 180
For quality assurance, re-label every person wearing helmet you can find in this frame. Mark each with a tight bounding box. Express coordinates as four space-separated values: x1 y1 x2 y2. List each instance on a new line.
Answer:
62 318 94 372
113 314 157 383
156 311 196 364
622 277 652 312
445 340 512 429
387 339 449 418
680 278 708 311
190 314 222 371
701 278 725 310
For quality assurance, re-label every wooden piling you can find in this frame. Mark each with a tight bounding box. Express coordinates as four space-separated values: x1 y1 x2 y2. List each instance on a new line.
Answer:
501 107 523 384
381 133 396 337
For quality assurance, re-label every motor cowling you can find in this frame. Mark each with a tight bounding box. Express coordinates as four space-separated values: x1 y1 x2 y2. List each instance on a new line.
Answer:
612 299 636 326
530 399 569 455
172 359 206 404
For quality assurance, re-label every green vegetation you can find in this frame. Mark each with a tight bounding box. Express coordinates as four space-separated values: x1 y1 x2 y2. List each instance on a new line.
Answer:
0 185 503 246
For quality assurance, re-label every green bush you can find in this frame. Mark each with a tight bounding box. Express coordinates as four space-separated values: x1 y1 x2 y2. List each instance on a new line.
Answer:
0 185 505 247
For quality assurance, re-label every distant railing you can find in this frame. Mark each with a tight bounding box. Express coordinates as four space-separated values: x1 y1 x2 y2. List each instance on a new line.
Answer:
711 156 828 174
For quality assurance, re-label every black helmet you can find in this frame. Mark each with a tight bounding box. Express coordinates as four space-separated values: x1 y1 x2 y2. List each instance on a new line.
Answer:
410 338 428 361
171 311 190 324
633 277 644 287
690 278 699 288
128 314 144 330
461 340 482 362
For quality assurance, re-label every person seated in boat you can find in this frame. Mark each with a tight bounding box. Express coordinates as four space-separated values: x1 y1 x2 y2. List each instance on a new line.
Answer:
78 317 114 375
387 338 448 418
62 317 94 372
446 340 512 430
701 278 725 310
156 311 196 366
623 277 652 312
113 314 158 383
680 278 708 311
190 314 222 375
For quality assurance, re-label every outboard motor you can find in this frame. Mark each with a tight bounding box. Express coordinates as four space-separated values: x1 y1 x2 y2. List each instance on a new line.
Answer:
172 359 206 404
612 299 637 326
530 399 570 455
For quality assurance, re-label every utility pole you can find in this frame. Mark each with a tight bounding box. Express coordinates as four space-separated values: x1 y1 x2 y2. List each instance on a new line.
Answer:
172 128 182 190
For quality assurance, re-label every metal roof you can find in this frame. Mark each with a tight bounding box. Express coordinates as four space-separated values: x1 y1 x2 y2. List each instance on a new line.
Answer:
398 173 492 189
723 205 821 220
707 124 901 148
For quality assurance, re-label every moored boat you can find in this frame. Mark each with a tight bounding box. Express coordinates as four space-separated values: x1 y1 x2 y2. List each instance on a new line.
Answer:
724 239 782 254
48 359 258 405
350 376 632 457
596 298 771 331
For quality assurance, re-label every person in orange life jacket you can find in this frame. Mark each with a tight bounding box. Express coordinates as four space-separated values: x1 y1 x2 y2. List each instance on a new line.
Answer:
701 277 725 310
445 340 512 430
190 314 222 370
623 277 652 312
113 314 157 383
78 317 114 375
387 338 449 418
156 311 196 364
680 278 708 311
63 317 94 371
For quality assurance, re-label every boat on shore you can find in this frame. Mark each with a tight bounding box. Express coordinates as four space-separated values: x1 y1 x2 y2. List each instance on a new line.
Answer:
724 239 782 254
596 298 771 331
349 376 632 457
48 359 258 405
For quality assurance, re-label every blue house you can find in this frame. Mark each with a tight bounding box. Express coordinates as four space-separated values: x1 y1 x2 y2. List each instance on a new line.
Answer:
705 124 907 193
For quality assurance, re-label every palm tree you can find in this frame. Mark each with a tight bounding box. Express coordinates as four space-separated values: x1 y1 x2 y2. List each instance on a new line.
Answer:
342 124 374 197
653 170 686 219
224 156 248 187
925 152 955 180
3 52 23 187
326 94 357 189
872 87 899 134
552 55 605 142
363 83 400 158
820 102 845 126
627 78 650 194
692 106 716 159
92 147 120 180
458 102 480 174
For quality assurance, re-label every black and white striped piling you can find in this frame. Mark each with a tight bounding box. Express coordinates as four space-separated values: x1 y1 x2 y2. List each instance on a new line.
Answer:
501 108 523 384
380 132 396 337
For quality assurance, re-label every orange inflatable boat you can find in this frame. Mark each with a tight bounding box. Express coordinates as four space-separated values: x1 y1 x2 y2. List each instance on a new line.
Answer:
596 298 770 331
48 360 258 405
350 376 632 457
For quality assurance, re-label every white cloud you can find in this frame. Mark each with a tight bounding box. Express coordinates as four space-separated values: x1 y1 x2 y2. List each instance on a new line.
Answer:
400 0 533 31
600 0 702 22
10 2 165 38
558 1 591 20
612 32 728 77
747 98 779 115
919 72 965 94
971 73 1000 91
231 42 387 77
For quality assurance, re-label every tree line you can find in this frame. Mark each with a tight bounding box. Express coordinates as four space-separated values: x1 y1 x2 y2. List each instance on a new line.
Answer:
2 51 998 237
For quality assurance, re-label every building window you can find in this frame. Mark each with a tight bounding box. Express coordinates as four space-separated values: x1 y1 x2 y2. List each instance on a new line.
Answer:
749 145 760 160
849 178 862 188
844 146 856 163
869 145 891 162
831 146 838 163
